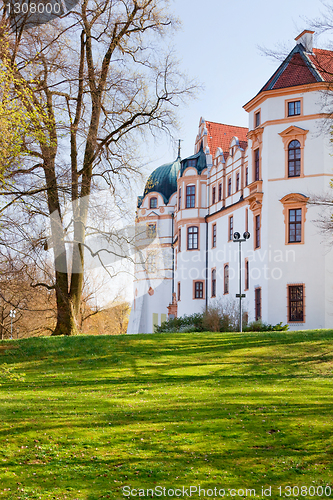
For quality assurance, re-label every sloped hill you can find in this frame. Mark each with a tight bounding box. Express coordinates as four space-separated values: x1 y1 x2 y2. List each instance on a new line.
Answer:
0 330 332 499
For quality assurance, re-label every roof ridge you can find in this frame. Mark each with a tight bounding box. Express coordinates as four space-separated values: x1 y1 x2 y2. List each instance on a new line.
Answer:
206 120 248 129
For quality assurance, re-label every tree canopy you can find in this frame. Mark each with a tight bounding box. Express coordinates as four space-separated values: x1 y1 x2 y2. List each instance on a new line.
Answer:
0 0 196 335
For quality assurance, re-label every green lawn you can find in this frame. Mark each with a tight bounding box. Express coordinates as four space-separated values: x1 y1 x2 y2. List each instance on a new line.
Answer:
0 330 333 499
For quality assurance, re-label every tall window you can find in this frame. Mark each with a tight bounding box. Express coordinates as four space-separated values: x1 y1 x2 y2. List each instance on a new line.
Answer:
228 177 232 197
178 188 181 210
245 167 248 186
224 264 229 294
288 285 304 321
147 253 156 273
178 228 181 251
150 197 157 209
288 208 302 243
255 111 260 127
212 224 217 247
218 183 222 201
194 281 204 299
288 100 301 116
229 216 233 241
255 288 261 320
245 259 249 290
236 172 240 192
212 186 216 204
177 282 181 301
211 269 216 297
186 185 195 208
255 214 260 248
288 140 301 177
254 149 260 181
147 223 156 239
187 226 198 249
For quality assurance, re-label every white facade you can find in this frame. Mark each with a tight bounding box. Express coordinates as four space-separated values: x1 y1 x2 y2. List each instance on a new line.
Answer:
128 31 333 333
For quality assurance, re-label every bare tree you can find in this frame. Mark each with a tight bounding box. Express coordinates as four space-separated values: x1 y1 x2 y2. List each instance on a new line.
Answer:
0 0 196 335
0 255 56 338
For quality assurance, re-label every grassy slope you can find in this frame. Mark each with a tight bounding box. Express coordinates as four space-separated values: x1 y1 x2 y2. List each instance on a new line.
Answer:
0 330 333 499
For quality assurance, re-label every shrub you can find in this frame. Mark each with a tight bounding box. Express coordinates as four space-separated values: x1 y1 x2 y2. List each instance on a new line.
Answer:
155 313 205 333
156 300 288 334
244 320 289 332
202 300 246 332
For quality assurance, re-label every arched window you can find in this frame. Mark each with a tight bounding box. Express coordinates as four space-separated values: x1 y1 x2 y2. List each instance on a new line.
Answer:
288 140 301 177
224 264 229 294
150 197 157 208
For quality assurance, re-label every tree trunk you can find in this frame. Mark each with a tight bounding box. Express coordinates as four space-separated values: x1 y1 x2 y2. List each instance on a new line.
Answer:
52 271 79 336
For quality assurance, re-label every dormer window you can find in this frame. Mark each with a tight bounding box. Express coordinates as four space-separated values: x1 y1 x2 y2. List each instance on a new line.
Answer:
288 100 301 116
188 159 197 168
255 111 260 127
150 197 157 209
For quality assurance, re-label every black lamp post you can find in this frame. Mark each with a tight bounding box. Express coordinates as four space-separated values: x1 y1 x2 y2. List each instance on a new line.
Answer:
233 231 250 332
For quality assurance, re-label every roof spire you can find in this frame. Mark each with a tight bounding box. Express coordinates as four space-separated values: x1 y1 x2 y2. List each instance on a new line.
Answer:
177 139 183 160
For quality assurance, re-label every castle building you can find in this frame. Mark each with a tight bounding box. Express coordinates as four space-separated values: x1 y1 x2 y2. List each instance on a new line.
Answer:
127 30 333 334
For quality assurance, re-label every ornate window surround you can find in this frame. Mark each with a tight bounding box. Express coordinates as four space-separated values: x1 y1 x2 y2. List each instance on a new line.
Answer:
280 193 309 245
279 125 308 179
247 127 263 183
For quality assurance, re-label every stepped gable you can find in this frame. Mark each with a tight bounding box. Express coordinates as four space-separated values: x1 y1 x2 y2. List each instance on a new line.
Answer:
205 121 248 159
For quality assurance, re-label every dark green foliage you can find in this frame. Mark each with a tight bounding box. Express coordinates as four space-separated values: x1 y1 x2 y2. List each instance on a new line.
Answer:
157 310 289 333
155 313 205 333
244 320 289 332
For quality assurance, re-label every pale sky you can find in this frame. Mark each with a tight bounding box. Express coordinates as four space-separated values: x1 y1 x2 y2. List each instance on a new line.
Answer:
144 0 331 174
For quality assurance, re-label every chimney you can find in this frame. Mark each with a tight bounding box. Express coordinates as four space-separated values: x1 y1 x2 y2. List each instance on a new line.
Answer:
295 30 314 53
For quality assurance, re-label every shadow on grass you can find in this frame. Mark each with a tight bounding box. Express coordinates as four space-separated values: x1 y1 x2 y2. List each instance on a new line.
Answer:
0 331 333 497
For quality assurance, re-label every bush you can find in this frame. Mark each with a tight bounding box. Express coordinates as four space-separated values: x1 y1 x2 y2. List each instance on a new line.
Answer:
155 313 205 333
244 320 289 332
156 300 288 334
157 300 244 333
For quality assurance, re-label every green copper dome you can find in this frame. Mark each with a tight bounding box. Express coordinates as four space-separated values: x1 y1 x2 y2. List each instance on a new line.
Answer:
138 158 181 207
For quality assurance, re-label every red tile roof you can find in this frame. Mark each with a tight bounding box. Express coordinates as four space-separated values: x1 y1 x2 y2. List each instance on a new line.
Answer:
205 121 248 159
262 53 317 91
308 48 333 82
